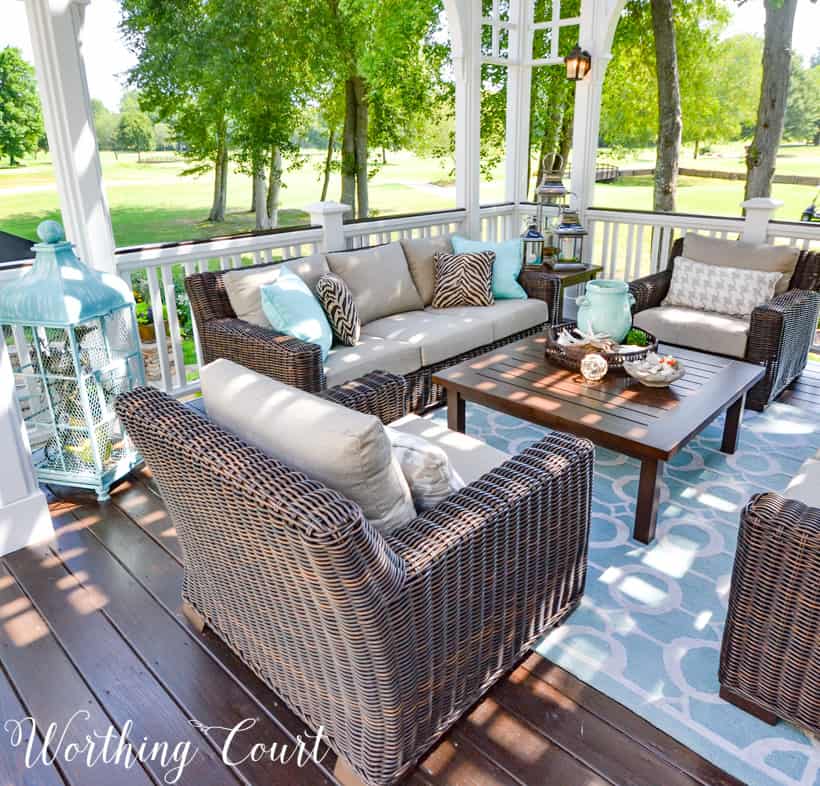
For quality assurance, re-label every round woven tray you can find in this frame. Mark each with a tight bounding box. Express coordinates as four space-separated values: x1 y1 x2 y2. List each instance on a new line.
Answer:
544 322 658 373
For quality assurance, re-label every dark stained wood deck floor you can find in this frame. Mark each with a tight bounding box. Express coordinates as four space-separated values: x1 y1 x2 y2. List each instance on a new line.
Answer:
6 363 818 786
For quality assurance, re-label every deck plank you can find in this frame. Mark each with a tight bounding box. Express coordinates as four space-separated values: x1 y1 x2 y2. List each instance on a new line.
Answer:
0 562 153 786
48 510 335 786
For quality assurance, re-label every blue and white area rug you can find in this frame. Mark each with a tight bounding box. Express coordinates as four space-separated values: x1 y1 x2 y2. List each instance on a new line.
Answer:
432 398 820 786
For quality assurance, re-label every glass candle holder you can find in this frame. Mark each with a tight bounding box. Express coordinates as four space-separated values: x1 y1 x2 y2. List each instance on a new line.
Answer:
580 352 608 383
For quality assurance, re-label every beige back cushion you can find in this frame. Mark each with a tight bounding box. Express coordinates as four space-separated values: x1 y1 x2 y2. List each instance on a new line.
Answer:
222 253 329 326
201 359 416 533
327 242 424 325
400 235 453 306
682 234 799 296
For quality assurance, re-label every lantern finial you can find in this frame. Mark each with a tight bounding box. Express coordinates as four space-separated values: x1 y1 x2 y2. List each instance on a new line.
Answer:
37 220 66 245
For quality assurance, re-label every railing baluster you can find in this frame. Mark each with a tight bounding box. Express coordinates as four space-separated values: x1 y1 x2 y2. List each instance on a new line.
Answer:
624 223 636 281
145 266 171 392
608 223 620 279
634 224 645 278
183 261 204 369
160 263 186 390
600 221 611 273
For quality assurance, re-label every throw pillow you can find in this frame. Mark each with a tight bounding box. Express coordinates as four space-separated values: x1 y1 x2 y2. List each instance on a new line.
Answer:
451 235 527 300
201 359 416 534
400 235 453 306
315 273 361 346
663 256 782 317
260 268 333 359
326 242 425 325
385 426 465 511
431 251 495 309
682 234 798 296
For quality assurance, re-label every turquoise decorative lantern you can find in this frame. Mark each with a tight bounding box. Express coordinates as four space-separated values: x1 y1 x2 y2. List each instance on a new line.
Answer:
0 221 145 500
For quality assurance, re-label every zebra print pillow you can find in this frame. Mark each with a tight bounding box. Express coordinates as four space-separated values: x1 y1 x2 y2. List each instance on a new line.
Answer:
431 251 495 309
316 273 361 346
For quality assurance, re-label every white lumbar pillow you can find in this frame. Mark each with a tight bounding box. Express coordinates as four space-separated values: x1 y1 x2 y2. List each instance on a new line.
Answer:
200 359 416 533
385 426 465 511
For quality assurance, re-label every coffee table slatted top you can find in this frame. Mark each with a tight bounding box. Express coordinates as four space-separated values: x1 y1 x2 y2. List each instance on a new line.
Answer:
433 335 765 462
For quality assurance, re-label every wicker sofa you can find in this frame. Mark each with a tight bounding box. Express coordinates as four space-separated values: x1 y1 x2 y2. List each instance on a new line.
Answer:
185 238 561 412
719 448 820 734
115 370 593 786
629 237 820 410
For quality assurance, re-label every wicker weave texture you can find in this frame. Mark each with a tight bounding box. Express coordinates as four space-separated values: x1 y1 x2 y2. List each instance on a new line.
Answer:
629 238 820 410
115 377 592 786
185 254 561 411
719 492 820 734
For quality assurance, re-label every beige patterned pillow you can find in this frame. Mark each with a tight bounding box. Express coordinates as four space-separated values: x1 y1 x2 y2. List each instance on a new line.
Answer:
663 256 782 317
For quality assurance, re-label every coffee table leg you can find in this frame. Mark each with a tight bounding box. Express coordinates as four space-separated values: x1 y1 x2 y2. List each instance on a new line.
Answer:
721 394 745 454
635 458 663 544
448 389 466 433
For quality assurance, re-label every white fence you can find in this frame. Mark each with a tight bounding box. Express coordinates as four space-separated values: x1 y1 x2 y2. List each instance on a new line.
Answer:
4 203 818 398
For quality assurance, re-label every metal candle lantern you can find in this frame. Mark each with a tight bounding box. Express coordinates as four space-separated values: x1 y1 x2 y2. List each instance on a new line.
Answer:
535 154 569 262
555 209 588 264
0 221 145 500
521 218 545 266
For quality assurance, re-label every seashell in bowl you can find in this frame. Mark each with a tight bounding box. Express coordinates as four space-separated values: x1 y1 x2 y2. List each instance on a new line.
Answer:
623 352 685 387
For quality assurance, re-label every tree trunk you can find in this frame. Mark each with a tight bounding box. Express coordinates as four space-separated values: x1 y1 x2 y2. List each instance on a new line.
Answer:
341 78 357 216
267 147 282 228
208 125 228 223
650 0 682 212
694 139 700 159
321 127 335 201
558 111 573 175
253 161 270 231
744 0 798 200
353 76 369 219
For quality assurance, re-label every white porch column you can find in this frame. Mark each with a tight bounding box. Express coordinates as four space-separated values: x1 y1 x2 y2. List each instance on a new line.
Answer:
445 0 482 238
504 0 533 206
570 0 620 218
740 197 783 244
22 0 116 273
0 343 53 558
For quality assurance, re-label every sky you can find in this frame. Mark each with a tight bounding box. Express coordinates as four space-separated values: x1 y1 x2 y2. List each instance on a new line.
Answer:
3 0 820 111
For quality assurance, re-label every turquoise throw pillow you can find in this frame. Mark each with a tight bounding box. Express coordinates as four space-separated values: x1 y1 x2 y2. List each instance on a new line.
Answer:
451 236 526 299
260 268 333 360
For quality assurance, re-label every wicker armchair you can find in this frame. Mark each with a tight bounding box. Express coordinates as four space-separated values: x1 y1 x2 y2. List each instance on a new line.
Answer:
629 238 820 410
185 257 561 412
115 371 593 786
719 492 820 734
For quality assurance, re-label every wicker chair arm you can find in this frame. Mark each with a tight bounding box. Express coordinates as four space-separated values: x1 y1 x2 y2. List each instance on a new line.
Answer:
201 318 325 392
747 289 820 364
519 269 562 324
389 431 593 578
321 371 409 424
628 269 672 313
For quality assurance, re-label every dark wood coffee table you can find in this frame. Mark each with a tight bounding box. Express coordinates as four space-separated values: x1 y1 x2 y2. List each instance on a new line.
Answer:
432 335 765 544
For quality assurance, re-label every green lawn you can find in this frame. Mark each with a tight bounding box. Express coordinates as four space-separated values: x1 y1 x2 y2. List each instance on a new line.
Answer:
0 142 817 249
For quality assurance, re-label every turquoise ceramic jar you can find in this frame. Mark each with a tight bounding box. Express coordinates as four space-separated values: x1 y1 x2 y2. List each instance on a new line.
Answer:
575 280 636 343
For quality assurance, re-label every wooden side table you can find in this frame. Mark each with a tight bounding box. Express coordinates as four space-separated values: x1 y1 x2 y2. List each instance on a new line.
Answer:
524 264 603 322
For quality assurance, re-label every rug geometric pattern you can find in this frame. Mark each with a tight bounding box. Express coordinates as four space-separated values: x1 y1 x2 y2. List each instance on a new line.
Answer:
431 399 820 786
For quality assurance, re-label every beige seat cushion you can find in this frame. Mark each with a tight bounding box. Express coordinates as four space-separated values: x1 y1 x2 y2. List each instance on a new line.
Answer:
327 242 424 325
785 447 820 508
431 299 548 342
361 309 494 366
201 359 415 533
390 414 510 485
324 335 422 388
683 234 799 296
633 306 750 359
400 235 453 306
221 254 329 326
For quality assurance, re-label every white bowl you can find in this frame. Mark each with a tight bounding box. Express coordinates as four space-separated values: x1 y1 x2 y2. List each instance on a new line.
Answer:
623 353 685 387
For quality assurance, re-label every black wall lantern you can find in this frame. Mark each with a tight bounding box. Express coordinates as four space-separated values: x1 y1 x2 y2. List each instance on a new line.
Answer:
564 45 592 81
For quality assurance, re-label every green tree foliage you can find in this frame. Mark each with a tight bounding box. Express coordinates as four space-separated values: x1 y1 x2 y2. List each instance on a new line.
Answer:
115 111 155 159
784 56 820 143
0 47 45 166
91 99 119 150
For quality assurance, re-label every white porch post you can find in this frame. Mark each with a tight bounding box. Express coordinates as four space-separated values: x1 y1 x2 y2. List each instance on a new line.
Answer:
22 0 116 273
445 0 482 238
0 343 53 558
308 201 351 252
570 0 619 220
740 197 783 244
504 0 533 207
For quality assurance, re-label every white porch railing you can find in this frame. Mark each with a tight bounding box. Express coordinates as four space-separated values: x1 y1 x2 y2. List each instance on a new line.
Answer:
343 208 466 249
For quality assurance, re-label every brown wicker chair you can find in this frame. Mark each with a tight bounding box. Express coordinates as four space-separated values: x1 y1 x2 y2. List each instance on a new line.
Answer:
719 492 820 734
629 238 820 410
185 254 561 412
115 371 593 786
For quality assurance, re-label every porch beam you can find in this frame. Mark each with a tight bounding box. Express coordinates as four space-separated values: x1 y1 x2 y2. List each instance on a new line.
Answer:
22 0 116 273
504 0 533 206
445 0 482 237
